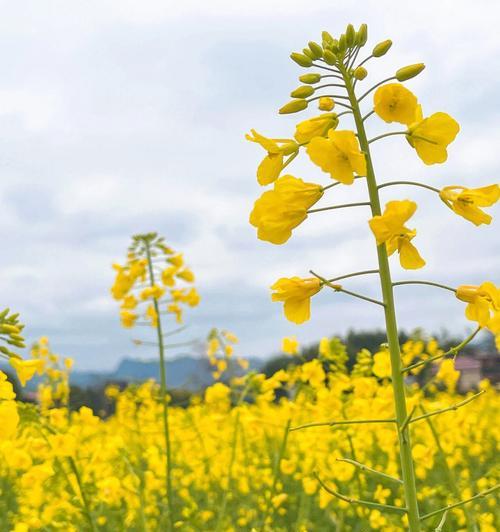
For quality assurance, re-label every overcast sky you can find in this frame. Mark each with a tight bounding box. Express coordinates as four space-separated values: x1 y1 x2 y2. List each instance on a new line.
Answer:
1 0 499 370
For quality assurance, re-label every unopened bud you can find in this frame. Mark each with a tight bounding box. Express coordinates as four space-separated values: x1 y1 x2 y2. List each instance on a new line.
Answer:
321 31 334 49
302 48 314 59
0 324 19 334
353 66 368 80
373 39 392 57
323 50 337 65
356 24 368 46
345 24 355 47
318 97 335 111
338 34 347 53
290 52 313 68
0 345 9 355
279 99 308 114
455 285 478 303
396 63 425 81
290 85 314 98
308 41 323 59
281 142 299 155
299 73 321 84
0 308 9 320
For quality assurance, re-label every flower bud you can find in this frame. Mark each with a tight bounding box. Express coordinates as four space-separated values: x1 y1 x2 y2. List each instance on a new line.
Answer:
455 285 478 303
290 85 314 98
0 308 9 320
396 63 425 82
318 97 335 111
290 52 313 68
321 31 334 49
345 24 355 47
308 41 323 59
281 141 299 155
323 50 337 65
302 48 314 59
279 99 308 114
373 39 392 57
299 73 321 84
353 66 368 80
338 34 347 53
356 23 368 46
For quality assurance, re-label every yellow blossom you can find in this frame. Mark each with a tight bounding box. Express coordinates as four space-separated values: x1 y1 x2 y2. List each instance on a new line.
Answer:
162 266 177 287
282 336 299 355
167 254 184 268
271 277 322 324
373 83 418 125
368 200 425 269
372 350 392 379
294 113 338 143
0 371 16 400
406 107 460 164
140 285 165 300
120 310 137 328
456 282 500 327
167 303 183 324
440 184 500 226
177 268 195 283
0 400 19 439
307 130 366 184
9 358 45 387
121 294 138 309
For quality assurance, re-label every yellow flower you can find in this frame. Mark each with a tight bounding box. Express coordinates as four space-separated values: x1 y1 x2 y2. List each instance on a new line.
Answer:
300 359 325 388
167 254 184 268
456 282 500 327
0 371 16 400
176 268 195 283
440 184 500 226
140 285 165 300
368 200 425 269
271 277 322 324
162 266 177 286
0 400 19 439
223 331 238 343
121 294 138 309
318 97 335 111
9 358 45 387
436 359 460 393
373 83 418 125
294 113 338 143
120 310 137 328
372 350 391 379
167 303 183 324
406 107 460 164
207 338 220 356
249 175 323 244
282 336 299 355
246 129 298 185
145 304 158 327
307 130 366 184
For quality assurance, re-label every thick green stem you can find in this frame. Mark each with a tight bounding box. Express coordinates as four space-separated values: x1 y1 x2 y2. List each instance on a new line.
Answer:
145 244 174 532
342 66 422 531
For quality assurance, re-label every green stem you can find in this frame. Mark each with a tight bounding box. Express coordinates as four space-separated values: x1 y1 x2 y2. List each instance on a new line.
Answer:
326 269 379 283
314 473 407 514
336 458 403 485
421 406 476 532
290 418 396 432
410 391 485 425
68 458 97 532
368 131 407 144
358 76 396 101
321 175 364 192
307 201 371 213
342 65 422 531
378 180 440 194
145 244 175 532
392 280 456 293
401 327 481 373
260 420 291 531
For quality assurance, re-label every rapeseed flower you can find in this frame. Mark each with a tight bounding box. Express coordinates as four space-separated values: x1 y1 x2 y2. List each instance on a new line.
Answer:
456 282 500 327
440 184 500 226
369 200 425 269
294 113 338 143
374 83 419 125
271 277 322 323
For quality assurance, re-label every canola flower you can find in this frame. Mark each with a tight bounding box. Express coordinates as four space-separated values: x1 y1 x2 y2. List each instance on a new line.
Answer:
246 23 500 531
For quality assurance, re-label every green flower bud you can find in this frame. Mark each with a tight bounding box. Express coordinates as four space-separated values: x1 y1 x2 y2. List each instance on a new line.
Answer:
321 31 334 49
290 85 314 98
302 48 314 59
356 23 368 46
323 49 337 65
279 99 309 114
373 39 392 57
0 308 9 320
290 52 313 68
308 41 323 59
338 34 347 53
299 73 321 84
354 66 368 80
0 345 10 355
281 141 300 155
345 24 355 47
396 63 425 81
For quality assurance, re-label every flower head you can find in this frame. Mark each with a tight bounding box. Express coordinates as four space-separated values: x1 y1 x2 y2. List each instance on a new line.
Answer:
9 358 45 387
271 277 322 324
440 184 500 226
294 113 338 143
246 129 298 185
250 175 323 244
307 130 366 184
368 200 425 269
456 282 500 327
374 83 418 125
406 107 460 165
282 336 299 355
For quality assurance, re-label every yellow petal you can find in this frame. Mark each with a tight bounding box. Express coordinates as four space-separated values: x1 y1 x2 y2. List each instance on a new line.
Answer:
398 239 426 270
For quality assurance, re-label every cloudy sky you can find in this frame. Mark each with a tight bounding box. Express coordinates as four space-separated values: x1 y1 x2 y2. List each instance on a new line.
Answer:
1 0 499 370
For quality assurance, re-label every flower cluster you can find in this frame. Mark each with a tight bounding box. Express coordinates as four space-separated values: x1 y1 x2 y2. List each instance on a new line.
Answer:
111 232 200 329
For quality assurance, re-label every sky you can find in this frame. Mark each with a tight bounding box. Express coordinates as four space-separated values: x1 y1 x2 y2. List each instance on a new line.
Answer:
1 0 499 370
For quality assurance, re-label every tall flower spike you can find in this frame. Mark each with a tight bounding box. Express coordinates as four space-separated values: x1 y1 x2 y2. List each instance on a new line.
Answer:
439 184 500 226
270 276 322 324
406 106 460 164
307 130 367 184
369 200 425 269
